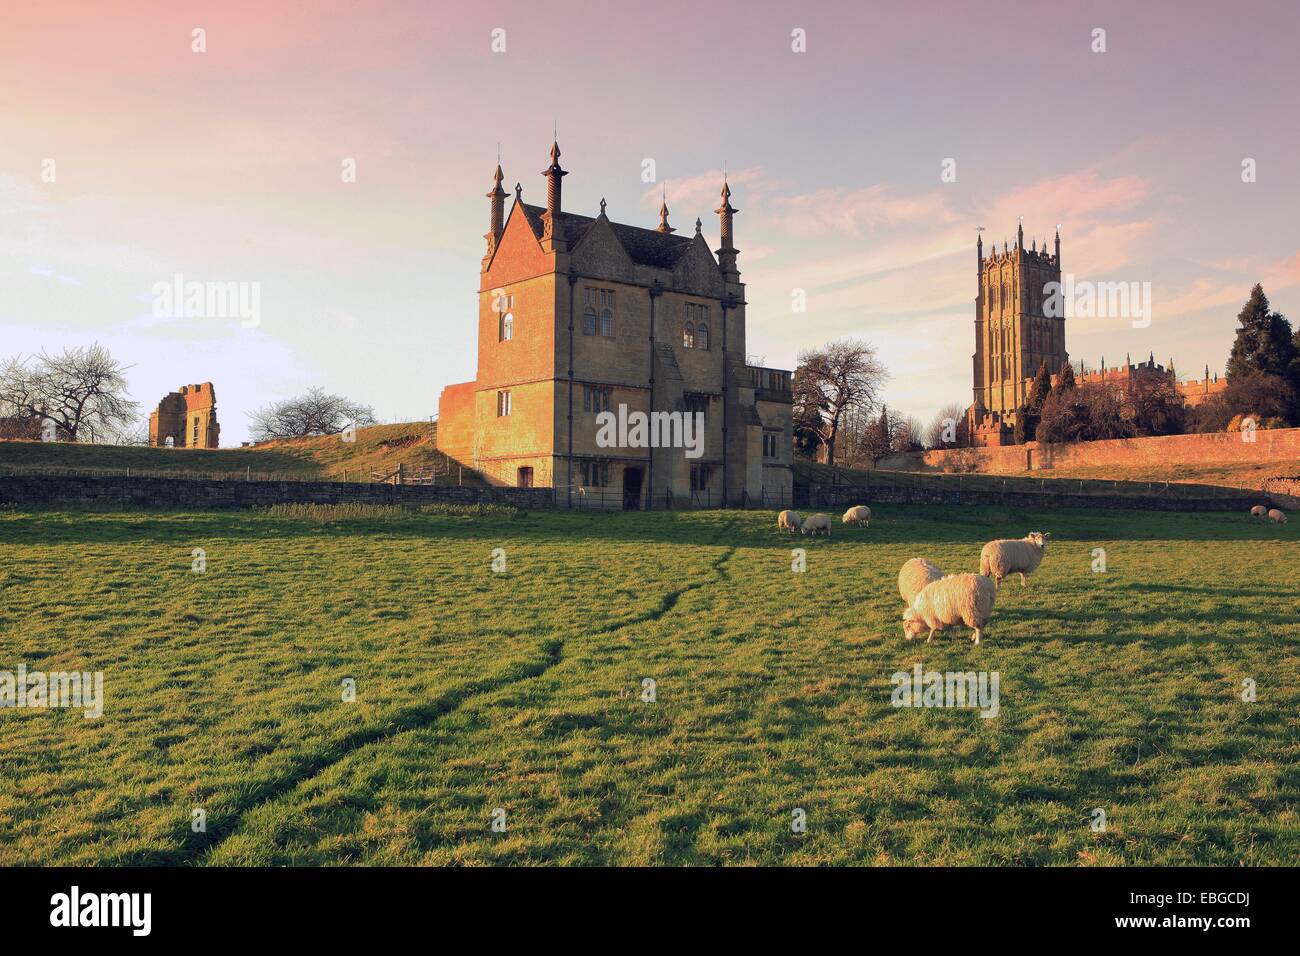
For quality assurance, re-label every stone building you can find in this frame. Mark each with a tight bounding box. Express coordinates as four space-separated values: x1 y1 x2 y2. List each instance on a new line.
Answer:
968 223 1067 444
148 382 220 448
437 142 794 508
967 223 1230 445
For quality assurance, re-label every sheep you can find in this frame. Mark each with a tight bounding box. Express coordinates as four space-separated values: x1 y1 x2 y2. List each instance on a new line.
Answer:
800 513 832 537
1250 505 1267 519
903 573 997 645
777 509 803 533
1268 508 1288 524
898 557 944 606
842 505 871 526
979 532 1051 589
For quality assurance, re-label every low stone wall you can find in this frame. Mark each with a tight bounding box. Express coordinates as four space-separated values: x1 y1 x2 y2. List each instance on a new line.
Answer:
0 473 1264 514
804 484 1257 513
878 427 1300 475
0 474 556 510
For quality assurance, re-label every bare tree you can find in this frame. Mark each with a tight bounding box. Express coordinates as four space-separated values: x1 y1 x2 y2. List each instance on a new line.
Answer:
0 344 139 443
794 339 888 469
925 402 970 448
896 415 925 453
248 387 376 441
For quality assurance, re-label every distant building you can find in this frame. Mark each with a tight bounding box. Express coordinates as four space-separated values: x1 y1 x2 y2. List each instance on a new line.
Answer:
149 383 220 448
437 141 793 507
970 223 1067 434
967 224 1228 446
1178 367 1229 407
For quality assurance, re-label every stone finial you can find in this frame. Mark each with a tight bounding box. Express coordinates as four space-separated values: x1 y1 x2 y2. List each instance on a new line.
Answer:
656 188 674 234
486 162 507 247
715 178 740 279
542 140 567 218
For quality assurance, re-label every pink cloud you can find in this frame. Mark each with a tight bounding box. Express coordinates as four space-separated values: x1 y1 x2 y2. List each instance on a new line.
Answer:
770 185 957 238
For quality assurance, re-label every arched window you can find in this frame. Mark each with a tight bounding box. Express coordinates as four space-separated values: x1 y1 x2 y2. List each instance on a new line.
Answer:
683 321 695 348
600 308 613 337
500 312 513 341
697 322 709 350
583 307 597 336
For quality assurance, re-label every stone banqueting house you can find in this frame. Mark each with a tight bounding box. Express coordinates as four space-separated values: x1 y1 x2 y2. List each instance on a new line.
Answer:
437 142 794 508
148 382 220 448
967 224 1228 446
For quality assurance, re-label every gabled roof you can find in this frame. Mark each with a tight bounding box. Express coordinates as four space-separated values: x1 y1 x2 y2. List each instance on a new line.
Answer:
519 203 695 270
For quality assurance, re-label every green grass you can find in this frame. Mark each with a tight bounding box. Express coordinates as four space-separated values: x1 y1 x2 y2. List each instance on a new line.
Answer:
0 503 1295 865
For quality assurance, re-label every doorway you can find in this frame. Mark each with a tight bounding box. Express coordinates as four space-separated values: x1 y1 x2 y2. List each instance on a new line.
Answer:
622 467 642 510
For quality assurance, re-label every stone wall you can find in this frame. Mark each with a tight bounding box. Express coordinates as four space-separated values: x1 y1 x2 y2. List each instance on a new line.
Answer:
802 483 1257 513
0 474 556 510
0 472 1263 513
878 427 1300 475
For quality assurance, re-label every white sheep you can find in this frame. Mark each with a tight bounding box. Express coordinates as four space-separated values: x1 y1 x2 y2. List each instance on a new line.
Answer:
898 557 944 606
801 513 832 537
903 573 997 645
1268 508 1288 524
777 509 803 533
979 532 1051 589
1250 505 1267 519
842 505 871 526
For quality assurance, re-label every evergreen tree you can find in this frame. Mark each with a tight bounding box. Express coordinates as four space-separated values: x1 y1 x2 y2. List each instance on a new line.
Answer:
1226 284 1295 381
1055 361 1077 392
1291 326 1300 400
1026 361 1053 413
1012 405 1031 444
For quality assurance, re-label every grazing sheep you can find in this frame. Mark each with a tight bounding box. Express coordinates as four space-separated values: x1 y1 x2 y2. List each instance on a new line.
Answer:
1268 508 1288 524
777 509 803 533
898 557 944 606
903 573 997 645
842 505 871 526
1250 505 1267 519
801 513 832 537
979 532 1051 589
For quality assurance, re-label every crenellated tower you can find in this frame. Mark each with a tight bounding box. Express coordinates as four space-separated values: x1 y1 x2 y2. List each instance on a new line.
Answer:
971 223 1067 428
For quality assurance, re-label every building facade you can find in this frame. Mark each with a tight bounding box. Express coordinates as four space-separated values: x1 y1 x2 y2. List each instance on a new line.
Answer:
148 382 220 448
436 142 793 508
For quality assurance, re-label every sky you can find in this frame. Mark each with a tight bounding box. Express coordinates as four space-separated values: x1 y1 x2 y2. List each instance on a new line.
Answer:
2 0 1298 444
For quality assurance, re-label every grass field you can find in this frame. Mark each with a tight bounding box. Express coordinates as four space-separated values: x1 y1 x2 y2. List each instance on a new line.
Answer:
1 502 1296 865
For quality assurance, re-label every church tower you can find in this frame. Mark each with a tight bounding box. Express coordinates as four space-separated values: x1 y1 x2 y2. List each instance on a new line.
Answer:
971 222 1067 427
